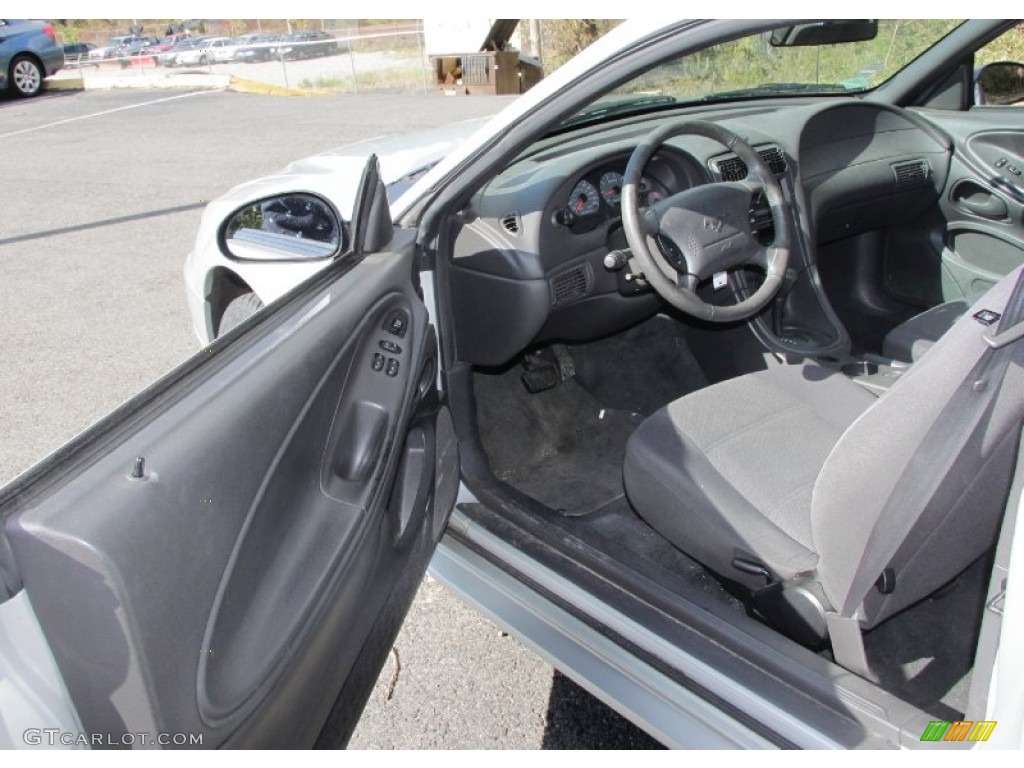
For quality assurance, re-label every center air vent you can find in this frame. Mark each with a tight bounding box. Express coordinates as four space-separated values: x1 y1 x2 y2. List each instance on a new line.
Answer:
550 265 590 306
500 212 522 235
711 145 787 181
892 159 930 189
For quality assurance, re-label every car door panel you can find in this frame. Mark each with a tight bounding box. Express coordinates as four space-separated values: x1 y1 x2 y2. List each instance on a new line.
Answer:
916 109 1024 304
1 230 454 747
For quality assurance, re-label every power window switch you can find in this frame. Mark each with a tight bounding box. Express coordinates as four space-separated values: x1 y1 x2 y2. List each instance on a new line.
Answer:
379 339 402 354
386 358 400 377
995 157 1009 168
1007 165 1022 176
384 311 408 338
371 353 385 372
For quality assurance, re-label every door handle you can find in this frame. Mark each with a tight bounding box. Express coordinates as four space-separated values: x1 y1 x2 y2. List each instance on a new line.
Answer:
951 179 1011 220
959 194 1009 219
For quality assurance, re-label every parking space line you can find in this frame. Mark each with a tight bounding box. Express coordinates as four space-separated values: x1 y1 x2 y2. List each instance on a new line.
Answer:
0 90 221 140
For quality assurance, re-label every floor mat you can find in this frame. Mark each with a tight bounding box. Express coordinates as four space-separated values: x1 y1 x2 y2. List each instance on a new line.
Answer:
568 314 709 417
474 314 709 517
474 367 643 516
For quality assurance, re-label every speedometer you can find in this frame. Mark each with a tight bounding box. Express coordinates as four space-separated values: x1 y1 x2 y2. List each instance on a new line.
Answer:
599 172 624 205
567 179 600 217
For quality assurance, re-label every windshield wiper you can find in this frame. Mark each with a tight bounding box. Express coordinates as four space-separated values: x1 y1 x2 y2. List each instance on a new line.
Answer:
556 94 678 131
701 82 851 102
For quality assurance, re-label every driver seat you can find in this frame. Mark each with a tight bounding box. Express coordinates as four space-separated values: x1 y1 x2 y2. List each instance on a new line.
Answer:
624 266 1024 670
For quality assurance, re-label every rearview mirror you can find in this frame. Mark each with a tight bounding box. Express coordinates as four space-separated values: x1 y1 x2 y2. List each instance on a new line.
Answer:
222 193 344 261
975 61 1024 106
770 20 878 47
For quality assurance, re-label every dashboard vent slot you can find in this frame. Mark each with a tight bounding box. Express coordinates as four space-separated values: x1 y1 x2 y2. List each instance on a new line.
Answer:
892 159 929 189
712 145 787 181
550 265 590 306
500 212 521 235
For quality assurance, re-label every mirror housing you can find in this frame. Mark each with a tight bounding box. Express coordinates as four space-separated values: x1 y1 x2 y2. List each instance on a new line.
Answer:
770 20 878 48
975 61 1024 106
222 193 344 261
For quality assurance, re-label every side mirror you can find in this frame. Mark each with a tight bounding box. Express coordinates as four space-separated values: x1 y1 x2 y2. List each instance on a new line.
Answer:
975 61 1024 106
222 193 344 261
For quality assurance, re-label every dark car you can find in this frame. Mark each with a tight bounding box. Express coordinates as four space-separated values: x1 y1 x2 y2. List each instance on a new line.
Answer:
60 41 95 68
273 31 339 60
235 34 281 63
0 18 64 97
120 37 158 56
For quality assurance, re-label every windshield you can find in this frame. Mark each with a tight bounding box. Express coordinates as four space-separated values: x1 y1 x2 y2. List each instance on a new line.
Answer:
562 20 964 129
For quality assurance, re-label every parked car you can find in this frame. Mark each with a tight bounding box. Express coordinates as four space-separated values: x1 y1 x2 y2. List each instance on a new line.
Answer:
175 36 232 67
272 30 339 60
60 41 95 69
213 34 261 63
144 33 191 60
5 18 1024 750
119 36 158 56
87 34 143 62
155 37 208 67
0 18 63 97
234 34 281 63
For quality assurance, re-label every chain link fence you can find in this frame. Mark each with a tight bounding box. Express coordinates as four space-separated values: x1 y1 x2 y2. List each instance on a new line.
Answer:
57 21 435 94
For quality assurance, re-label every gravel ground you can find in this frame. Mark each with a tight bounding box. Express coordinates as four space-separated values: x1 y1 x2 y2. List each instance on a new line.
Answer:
0 87 661 749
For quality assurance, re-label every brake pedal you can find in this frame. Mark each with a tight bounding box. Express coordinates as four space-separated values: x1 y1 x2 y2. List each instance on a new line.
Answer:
521 365 558 394
551 344 576 382
521 352 559 393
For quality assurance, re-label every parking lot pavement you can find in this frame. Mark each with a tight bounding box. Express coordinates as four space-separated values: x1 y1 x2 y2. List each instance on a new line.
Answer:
0 88 662 749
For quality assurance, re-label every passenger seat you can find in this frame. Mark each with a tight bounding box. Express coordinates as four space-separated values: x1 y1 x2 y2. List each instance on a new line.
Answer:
881 300 968 363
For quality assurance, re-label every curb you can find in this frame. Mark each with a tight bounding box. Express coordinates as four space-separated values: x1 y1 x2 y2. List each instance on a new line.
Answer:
44 77 84 92
46 72 232 92
227 76 319 97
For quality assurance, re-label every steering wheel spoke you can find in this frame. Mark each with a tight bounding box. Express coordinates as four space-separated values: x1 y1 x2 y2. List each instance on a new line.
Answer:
621 120 791 323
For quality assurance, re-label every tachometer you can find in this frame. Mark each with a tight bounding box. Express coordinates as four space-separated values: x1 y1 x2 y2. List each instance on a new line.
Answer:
568 179 600 217
599 172 624 205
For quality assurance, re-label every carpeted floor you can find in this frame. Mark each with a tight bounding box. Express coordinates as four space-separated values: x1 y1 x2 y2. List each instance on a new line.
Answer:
861 555 991 719
474 315 707 517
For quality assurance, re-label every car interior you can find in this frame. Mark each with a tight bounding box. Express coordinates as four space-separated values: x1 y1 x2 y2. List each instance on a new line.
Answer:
434 20 1024 743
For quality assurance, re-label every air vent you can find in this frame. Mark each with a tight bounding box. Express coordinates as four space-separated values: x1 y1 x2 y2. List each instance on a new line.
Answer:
550 265 590 306
892 159 929 189
500 212 521 235
711 145 787 181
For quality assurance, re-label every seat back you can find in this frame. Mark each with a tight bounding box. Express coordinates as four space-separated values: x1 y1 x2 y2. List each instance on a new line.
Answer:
811 267 1024 628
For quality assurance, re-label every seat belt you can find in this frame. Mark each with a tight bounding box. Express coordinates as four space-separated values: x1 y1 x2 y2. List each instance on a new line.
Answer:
828 270 1024 678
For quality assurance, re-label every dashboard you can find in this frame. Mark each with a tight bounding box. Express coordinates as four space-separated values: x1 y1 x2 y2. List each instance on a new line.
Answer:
447 101 952 367
556 153 696 235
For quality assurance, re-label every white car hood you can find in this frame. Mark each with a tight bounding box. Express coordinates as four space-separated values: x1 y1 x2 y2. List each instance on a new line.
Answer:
205 116 493 223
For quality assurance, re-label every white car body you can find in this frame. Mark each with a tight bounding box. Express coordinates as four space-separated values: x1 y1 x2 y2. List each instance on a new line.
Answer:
174 37 231 66
213 36 259 63
184 116 494 345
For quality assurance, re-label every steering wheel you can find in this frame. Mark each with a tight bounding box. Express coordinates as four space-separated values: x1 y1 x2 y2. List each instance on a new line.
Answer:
621 121 792 322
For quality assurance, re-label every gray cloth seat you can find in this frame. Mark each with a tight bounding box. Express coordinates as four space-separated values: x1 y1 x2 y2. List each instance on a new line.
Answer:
624 268 1024 641
623 363 876 585
882 299 968 362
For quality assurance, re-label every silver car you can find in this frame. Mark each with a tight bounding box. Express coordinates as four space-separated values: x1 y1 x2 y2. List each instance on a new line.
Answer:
0 19 63 97
3 18 1024 750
